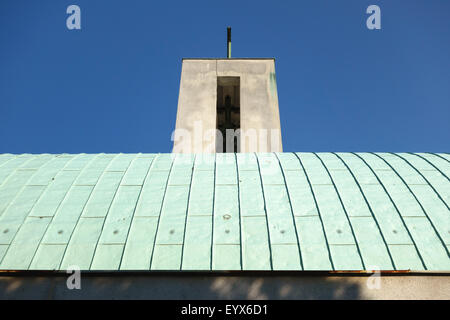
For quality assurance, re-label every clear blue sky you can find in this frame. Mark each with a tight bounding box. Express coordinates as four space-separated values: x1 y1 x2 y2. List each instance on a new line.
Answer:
1 0 449 154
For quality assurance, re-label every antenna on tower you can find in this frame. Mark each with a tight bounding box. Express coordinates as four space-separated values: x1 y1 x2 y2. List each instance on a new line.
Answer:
227 27 231 58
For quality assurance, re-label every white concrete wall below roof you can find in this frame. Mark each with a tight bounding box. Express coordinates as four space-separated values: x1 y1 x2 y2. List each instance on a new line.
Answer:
1 275 449 299
173 59 283 153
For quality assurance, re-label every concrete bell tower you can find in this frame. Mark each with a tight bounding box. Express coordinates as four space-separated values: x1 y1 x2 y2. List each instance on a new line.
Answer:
172 28 283 153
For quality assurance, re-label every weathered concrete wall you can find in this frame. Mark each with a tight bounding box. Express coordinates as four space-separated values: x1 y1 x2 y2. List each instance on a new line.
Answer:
1 275 449 299
173 59 283 153
174 60 217 153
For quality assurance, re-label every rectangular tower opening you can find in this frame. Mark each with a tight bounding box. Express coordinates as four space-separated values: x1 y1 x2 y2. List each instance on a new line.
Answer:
216 77 240 153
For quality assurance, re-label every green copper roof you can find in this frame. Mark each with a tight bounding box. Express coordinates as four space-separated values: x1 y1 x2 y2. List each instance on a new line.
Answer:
0 152 448 271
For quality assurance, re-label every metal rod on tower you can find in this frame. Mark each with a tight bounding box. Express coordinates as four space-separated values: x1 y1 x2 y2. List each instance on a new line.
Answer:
227 27 231 58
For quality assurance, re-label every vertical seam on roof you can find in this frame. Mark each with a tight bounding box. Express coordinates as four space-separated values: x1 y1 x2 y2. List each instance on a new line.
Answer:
274 152 304 270
293 153 335 270
255 153 274 271
149 154 175 270
0 156 50 266
352 153 427 270
0 155 32 188
0 155 50 218
27 154 89 270
180 155 196 270
88 154 135 270
210 154 216 271
118 156 156 270
379 153 450 258
314 153 365 270
235 153 243 270
412 153 450 182
61 153 85 171
0 156 19 188
332 152 396 270
425 152 450 164
0 156 17 169
0 156 69 267
2 155 80 269
56 154 106 270
389 153 449 211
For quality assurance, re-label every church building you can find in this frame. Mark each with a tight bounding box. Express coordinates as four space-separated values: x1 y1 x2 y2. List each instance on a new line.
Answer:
0 29 449 299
